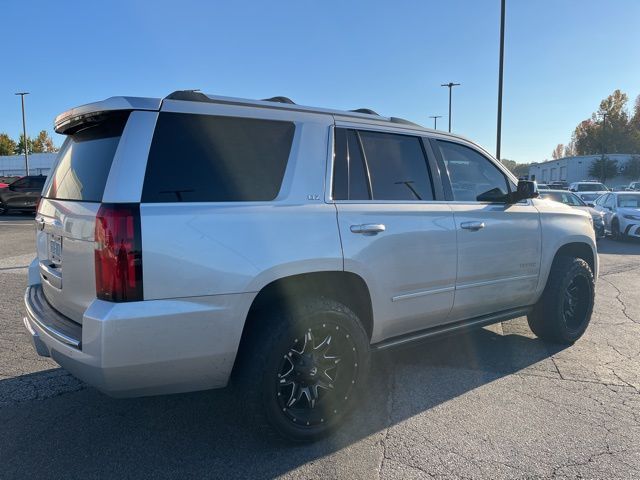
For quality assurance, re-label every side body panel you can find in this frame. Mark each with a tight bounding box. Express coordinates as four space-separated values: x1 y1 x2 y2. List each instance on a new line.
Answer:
141 102 342 299
447 201 542 320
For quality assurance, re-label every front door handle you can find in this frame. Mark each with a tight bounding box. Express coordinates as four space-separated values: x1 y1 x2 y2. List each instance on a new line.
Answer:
350 223 386 235
460 221 485 231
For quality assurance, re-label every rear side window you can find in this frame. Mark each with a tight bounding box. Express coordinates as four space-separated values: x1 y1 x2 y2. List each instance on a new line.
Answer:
43 112 129 202
142 113 295 202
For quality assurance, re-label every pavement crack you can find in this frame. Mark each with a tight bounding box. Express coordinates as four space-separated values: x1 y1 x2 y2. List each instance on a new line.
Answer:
599 277 638 324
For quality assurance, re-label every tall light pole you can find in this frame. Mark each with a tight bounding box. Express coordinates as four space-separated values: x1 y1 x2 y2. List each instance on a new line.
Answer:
429 115 442 130
15 92 30 175
441 82 460 132
496 0 506 161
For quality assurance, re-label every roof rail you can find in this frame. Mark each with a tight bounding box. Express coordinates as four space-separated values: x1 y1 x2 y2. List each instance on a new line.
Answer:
350 108 379 116
262 96 296 104
390 117 422 127
165 90 208 102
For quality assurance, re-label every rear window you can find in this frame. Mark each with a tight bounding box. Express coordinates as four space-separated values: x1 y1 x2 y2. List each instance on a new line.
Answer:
43 112 129 202
578 183 606 191
142 113 295 202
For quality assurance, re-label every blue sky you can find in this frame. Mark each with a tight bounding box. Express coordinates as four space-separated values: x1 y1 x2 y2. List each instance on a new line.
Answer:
1 0 638 163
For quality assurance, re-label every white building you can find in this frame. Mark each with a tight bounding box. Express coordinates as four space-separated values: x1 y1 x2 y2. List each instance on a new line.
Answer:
0 153 57 176
528 154 638 187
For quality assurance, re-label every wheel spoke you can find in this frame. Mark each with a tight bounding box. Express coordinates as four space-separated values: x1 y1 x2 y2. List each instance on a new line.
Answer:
314 334 332 355
286 382 300 407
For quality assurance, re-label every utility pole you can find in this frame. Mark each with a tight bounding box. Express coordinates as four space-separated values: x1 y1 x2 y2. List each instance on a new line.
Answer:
496 0 506 161
429 115 442 130
15 92 30 175
599 112 608 183
441 82 461 132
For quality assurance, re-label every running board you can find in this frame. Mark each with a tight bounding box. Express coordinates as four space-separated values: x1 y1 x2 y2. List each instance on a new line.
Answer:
372 306 532 351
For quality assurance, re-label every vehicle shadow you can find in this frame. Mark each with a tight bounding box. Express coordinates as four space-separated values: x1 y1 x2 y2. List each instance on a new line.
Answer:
0 323 565 479
597 237 640 255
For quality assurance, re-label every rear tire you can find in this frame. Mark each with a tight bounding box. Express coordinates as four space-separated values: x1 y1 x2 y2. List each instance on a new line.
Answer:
234 296 370 442
527 256 594 344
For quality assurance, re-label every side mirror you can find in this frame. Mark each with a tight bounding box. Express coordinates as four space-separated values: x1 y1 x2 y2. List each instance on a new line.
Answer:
510 180 539 203
586 202 595 207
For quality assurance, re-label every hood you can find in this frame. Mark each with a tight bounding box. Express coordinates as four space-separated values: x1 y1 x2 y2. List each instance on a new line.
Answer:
576 206 604 221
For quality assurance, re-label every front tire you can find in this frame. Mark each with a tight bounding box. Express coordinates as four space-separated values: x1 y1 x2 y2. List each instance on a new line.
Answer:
234 297 370 442
527 256 595 344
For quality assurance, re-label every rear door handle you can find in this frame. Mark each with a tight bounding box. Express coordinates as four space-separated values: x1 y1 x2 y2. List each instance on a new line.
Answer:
350 224 386 235
460 221 485 231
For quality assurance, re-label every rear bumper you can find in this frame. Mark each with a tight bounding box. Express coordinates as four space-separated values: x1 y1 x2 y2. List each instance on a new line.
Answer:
23 284 254 397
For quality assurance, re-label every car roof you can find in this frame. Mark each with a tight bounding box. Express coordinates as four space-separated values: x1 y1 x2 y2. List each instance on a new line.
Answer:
54 90 470 143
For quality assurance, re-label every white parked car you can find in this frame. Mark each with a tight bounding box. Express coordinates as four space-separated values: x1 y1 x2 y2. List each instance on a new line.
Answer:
568 181 609 204
592 192 640 240
24 91 598 441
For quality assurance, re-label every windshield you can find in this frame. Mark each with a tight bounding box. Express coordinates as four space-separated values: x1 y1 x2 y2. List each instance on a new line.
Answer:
578 183 607 191
617 193 640 208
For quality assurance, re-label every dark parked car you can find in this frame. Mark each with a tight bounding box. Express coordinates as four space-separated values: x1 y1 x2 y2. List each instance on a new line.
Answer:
0 175 47 214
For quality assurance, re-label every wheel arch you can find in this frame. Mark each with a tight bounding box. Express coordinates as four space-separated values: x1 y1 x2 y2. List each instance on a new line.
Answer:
232 271 374 377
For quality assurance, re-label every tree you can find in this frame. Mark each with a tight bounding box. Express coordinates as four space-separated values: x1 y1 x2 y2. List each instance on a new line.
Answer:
31 130 57 153
14 134 35 155
623 155 640 180
501 158 531 178
563 142 575 157
0 133 17 156
573 90 636 155
551 144 564 159
588 156 618 184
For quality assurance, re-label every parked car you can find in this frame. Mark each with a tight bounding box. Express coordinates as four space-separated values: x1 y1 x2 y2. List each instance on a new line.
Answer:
537 183 551 190
568 181 609 202
0 175 47 214
23 91 598 441
548 181 569 190
592 192 640 240
0 176 21 188
628 181 640 191
539 190 605 238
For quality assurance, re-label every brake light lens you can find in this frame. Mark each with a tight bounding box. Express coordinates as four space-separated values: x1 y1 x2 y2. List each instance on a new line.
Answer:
94 203 143 302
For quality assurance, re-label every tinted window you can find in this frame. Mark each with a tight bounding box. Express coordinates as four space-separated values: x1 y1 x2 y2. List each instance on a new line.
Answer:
43 112 129 202
358 131 433 201
437 141 509 202
617 194 640 208
332 129 370 200
578 183 607 192
143 113 295 202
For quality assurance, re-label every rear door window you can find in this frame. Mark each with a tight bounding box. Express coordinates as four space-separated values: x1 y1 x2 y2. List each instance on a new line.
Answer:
43 112 129 202
332 128 371 200
358 130 434 201
142 113 295 202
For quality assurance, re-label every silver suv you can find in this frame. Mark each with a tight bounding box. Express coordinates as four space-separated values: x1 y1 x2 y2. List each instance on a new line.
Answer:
24 91 598 441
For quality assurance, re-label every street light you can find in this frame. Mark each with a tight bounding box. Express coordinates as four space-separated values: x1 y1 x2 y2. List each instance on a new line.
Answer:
429 115 442 130
15 92 30 175
440 82 461 133
496 0 506 161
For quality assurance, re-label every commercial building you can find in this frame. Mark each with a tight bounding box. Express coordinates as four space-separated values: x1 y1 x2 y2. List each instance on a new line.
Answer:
0 153 57 176
528 154 638 187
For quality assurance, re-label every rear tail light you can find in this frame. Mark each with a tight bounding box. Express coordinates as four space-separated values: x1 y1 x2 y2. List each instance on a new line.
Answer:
94 203 143 302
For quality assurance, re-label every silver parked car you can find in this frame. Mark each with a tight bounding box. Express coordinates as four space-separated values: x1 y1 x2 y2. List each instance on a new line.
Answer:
592 191 640 240
24 91 598 441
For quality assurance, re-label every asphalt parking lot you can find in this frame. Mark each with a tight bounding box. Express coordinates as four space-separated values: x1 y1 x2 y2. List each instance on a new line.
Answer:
1 213 639 479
